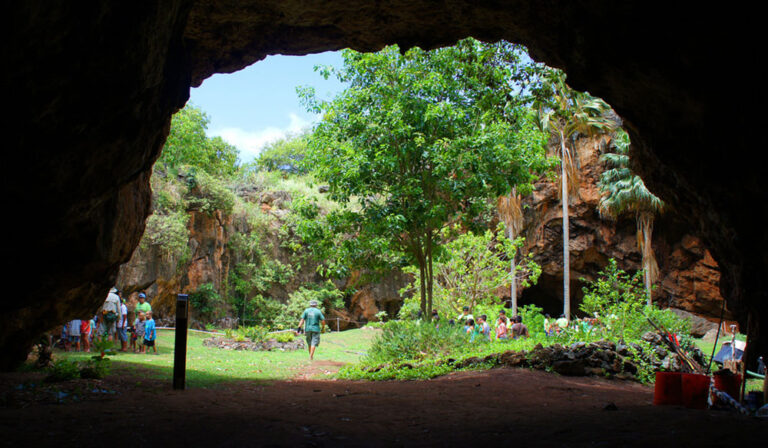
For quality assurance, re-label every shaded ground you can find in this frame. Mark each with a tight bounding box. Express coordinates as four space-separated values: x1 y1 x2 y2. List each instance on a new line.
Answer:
1 367 764 447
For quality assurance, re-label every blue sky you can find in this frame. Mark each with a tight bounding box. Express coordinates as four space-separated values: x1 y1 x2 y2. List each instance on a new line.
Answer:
189 51 345 163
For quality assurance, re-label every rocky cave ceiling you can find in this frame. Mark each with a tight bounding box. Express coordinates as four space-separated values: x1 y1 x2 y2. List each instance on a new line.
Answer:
2 1 764 369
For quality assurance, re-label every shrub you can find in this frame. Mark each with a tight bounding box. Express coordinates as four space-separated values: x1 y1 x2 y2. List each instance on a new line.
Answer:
364 320 469 365
79 358 111 379
274 332 296 343
189 283 226 321
580 259 690 342
273 281 345 329
240 325 269 343
46 359 80 382
185 168 237 215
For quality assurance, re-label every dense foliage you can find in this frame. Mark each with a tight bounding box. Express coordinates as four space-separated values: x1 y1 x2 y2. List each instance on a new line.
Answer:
340 260 692 382
301 39 549 314
398 225 541 319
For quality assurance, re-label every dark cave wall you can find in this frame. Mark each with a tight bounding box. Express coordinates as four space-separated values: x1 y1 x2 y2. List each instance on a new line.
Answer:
3 1 765 368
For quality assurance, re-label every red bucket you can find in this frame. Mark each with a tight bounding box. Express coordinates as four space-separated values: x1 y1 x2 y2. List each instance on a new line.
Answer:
681 373 711 409
713 373 742 399
654 371 682 405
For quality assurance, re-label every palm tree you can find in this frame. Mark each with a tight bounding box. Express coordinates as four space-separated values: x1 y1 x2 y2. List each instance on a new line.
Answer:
537 70 617 320
497 189 524 314
599 129 664 305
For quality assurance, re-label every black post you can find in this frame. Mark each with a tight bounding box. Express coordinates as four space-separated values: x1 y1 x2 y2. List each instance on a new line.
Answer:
173 294 189 390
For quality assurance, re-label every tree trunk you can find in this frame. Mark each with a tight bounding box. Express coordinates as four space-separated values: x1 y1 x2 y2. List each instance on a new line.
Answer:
639 212 656 306
426 233 434 314
561 137 570 321
509 228 518 315
418 255 427 316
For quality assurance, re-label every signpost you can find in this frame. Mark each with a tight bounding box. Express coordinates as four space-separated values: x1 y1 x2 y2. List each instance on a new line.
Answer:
173 294 189 390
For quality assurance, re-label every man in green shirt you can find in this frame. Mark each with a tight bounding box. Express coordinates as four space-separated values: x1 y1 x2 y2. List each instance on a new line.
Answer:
135 292 152 314
298 300 326 360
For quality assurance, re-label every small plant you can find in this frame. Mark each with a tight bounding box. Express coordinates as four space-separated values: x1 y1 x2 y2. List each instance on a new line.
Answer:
91 336 116 359
374 310 388 322
79 358 111 379
240 325 269 343
275 332 295 343
224 328 234 339
46 359 80 382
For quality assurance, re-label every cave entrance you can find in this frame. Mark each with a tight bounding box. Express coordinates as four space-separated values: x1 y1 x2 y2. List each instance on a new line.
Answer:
518 273 587 318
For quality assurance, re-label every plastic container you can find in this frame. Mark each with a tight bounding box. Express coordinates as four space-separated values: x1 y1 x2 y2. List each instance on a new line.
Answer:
654 371 683 405
713 373 742 399
681 373 711 409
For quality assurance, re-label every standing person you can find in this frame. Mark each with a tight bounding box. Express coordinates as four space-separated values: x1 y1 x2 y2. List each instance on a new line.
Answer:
116 296 129 351
67 319 81 351
132 312 146 353
135 292 151 314
297 300 325 361
99 287 120 339
80 318 91 352
143 311 157 354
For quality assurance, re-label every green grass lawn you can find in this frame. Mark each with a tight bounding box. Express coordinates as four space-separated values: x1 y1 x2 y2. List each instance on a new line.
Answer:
54 328 377 388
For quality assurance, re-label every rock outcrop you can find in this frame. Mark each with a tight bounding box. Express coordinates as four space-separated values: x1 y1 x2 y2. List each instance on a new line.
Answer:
517 137 730 322
4 2 765 369
116 191 407 323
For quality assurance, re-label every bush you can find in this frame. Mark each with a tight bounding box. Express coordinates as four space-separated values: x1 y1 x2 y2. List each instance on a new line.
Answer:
189 283 226 321
79 358 111 379
273 281 345 329
240 325 269 343
140 210 190 258
274 332 296 343
364 320 469 365
46 359 80 382
185 168 237 215
580 259 690 342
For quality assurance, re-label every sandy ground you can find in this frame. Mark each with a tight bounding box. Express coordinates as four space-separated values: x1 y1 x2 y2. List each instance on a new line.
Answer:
1 366 764 447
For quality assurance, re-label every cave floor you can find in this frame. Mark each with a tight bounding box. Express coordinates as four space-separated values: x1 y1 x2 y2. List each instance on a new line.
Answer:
1 367 764 447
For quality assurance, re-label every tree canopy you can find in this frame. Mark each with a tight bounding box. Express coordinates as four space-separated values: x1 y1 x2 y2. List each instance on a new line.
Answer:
300 39 549 314
157 104 239 176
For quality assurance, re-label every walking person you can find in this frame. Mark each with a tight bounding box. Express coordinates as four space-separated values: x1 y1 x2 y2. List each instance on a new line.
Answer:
297 300 325 361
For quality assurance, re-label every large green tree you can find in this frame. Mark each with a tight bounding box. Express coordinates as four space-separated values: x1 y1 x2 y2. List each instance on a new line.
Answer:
157 104 239 176
599 129 664 305
301 39 548 315
536 69 617 321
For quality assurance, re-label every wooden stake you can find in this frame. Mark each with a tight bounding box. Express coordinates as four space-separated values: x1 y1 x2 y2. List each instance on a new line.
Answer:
173 294 189 390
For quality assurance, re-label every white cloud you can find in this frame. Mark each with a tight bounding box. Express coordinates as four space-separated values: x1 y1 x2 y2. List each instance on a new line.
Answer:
210 113 311 163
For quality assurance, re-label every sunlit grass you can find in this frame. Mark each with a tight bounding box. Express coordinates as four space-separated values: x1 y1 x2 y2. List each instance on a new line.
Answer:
54 328 378 388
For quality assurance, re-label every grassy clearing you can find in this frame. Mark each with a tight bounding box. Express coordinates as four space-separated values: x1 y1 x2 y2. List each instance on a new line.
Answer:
52 328 377 388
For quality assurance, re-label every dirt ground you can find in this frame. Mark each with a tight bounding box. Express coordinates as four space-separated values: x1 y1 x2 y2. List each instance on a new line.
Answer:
1 367 764 447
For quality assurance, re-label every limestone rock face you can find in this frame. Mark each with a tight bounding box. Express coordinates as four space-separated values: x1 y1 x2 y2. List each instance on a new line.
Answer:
518 137 729 322
4 2 765 368
117 210 233 317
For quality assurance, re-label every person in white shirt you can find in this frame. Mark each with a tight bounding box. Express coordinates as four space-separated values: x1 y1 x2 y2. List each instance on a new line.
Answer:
99 287 121 338
116 292 129 351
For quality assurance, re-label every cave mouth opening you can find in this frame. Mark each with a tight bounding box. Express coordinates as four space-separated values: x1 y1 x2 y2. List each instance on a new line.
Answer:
518 273 588 319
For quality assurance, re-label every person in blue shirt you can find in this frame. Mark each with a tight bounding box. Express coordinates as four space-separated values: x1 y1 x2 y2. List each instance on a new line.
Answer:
143 311 157 354
297 300 326 361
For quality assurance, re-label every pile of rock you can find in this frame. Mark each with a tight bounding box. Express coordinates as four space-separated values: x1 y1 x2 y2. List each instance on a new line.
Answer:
453 332 707 381
203 336 305 352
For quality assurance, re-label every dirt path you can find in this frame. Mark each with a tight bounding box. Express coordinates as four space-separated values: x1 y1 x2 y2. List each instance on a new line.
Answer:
292 360 347 379
1 367 764 447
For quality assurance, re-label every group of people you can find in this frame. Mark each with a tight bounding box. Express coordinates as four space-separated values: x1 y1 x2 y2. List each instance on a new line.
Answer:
428 306 531 341
59 287 157 354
